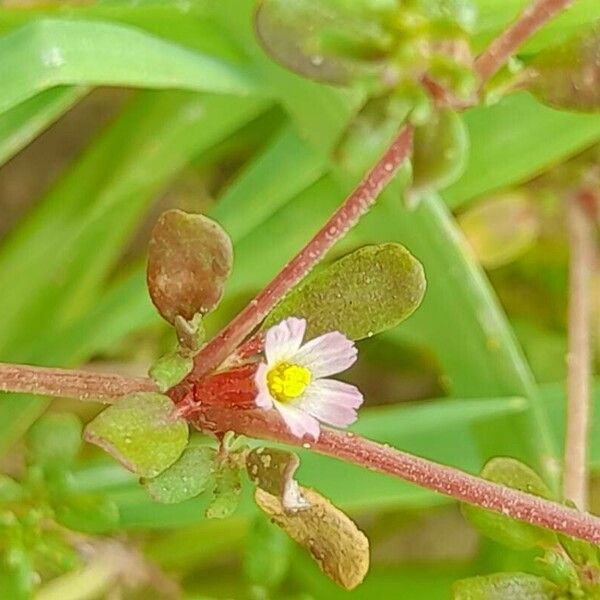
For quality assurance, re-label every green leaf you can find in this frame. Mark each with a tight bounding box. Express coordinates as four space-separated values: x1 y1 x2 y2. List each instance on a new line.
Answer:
143 446 216 504
26 413 82 468
524 25 600 113
148 350 193 393
536 548 582 593
0 18 257 115
0 475 24 503
0 86 87 166
206 459 242 520
453 573 558 600
147 209 234 324
244 514 292 590
409 108 469 203
558 532 600 567
83 393 188 478
0 547 36 600
462 457 556 549
54 494 119 534
263 243 426 340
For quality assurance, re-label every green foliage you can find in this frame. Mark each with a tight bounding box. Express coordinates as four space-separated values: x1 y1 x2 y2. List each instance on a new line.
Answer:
263 243 426 340
453 572 558 599
206 458 243 520
26 413 82 468
143 446 216 504
0 0 599 596
84 393 189 478
409 108 469 203
148 350 194 392
462 457 556 550
244 514 292 591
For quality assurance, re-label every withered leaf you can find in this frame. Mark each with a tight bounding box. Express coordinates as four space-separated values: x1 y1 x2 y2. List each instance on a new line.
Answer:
255 486 369 590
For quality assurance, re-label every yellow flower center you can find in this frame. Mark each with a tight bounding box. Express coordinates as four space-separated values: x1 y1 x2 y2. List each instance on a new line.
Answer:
267 362 312 403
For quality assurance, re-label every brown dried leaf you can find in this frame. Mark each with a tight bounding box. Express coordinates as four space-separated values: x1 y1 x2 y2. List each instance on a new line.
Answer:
147 209 233 324
255 486 369 590
246 447 307 511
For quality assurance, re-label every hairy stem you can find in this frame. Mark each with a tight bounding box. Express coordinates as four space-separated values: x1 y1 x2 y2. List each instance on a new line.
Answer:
188 126 414 380
563 190 596 508
474 0 574 83
0 362 156 402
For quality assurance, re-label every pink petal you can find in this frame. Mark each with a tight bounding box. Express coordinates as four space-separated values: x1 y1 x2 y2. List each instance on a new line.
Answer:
254 363 274 409
293 331 357 378
265 317 306 365
295 378 363 427
273 401 320 441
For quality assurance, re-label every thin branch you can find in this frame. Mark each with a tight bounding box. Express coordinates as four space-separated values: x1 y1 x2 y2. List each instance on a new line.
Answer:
188 126 414 380
198 405 600 545
0 362 156 402
563 189 596 508
2 362 599 543
474 0 574 83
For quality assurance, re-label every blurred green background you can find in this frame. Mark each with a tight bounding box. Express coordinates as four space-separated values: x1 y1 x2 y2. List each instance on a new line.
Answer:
0 0 599 598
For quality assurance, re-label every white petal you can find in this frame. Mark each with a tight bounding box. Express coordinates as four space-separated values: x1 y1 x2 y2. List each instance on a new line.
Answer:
294 378 363 427
265 317 306 365
293 331 357 378
273 401 320 440
254 362 273 409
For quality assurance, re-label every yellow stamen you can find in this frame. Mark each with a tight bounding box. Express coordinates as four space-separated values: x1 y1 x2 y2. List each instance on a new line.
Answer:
267 362 311 403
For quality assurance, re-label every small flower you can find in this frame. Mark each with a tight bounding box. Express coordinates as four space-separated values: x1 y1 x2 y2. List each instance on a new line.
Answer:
254 317 364 440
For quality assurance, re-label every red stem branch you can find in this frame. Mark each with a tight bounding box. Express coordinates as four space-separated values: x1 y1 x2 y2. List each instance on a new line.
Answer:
199 405 600 544
188 126 414 380
563 189 597 508
0 362 156 402
474 0 574 83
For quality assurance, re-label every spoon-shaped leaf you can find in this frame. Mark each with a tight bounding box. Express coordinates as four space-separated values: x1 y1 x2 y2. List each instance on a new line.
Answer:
147 209 233 325
255 0 389 86
263 243 426 340
84 392 188 478
453 573 557 600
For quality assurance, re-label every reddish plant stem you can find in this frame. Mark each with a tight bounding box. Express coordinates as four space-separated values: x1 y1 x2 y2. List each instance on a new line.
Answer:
0 362 156 402
2 362 600 542
475 0 574 83
563 190 597 509
188 126 414 380
198 405 600 544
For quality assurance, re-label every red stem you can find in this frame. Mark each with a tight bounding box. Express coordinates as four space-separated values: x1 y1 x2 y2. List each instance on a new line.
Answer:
188 126 414 380
0 362 156 402
475 0 574 82
198 405 600 544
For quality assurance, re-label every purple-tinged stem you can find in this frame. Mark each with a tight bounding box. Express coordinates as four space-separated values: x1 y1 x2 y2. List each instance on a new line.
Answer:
563 189 597 508
0 362 156 402
188 126 414 380
475 0 574 83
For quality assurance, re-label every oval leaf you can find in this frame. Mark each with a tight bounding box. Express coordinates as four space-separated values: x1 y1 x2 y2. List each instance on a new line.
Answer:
462 457 556 550
458 191 539 268
83 392 188 478
263 243 426 340
54 494 120 534
255 486 369 590
143 445 216 504
147 209 233 324
148 350 193 393
409 108 469 203
206 460 242 519
453 572 558 600
524 26 600 113
255 0 389 86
